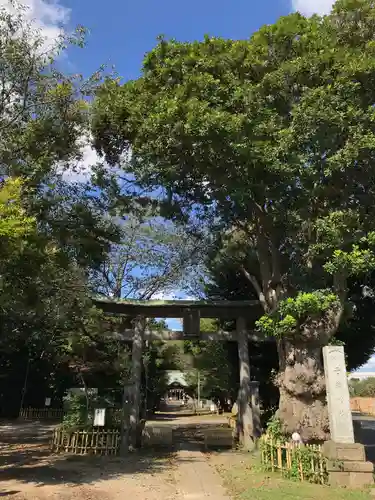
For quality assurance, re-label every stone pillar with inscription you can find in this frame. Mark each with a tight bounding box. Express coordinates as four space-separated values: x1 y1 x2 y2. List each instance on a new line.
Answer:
323 345 354 444
322 345 373 488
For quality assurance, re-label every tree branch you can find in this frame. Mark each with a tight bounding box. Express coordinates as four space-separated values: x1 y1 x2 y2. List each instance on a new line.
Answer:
241 266 269 312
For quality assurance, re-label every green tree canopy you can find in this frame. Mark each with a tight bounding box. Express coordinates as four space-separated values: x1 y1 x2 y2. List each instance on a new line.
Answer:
0 3 122 414
349 377 375 398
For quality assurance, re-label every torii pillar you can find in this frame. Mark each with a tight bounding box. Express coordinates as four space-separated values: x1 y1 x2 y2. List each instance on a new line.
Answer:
129 316 146 449
236 316 255 451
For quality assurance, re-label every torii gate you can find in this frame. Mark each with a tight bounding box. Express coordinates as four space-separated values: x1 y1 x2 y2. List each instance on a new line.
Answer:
93 297 266 451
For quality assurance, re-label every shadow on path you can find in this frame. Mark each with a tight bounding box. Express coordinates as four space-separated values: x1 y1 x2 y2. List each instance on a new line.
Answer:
0 450 179 486
0 420 218 489
0 421 56 444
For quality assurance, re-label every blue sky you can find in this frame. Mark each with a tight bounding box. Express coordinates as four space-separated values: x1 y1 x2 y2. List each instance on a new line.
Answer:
63 0 290 80
61 0 334 80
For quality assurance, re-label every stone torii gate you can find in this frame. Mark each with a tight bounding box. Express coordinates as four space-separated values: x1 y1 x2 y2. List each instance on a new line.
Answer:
93 298 265 451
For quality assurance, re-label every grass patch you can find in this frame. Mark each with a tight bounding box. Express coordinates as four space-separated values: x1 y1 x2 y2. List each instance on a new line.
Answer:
210 452 373 500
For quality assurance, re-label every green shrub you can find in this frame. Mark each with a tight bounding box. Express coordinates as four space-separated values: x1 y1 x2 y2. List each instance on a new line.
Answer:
260 419 328 485
284 445 327 484
265 414 284 441
60 391 126 431
61 393 90 430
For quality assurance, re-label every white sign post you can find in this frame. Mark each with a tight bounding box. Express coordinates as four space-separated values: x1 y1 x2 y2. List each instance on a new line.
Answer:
94 408 106 427
45 397 51 407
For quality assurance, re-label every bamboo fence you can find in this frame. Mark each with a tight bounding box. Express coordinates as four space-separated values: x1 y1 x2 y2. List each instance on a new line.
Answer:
19 407 123 423
51 428 121 455
260 435 327 485
19 407 65 421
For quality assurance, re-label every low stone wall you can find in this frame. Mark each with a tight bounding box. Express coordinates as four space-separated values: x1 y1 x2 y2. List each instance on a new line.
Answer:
142 426 173 448
203 428 233 451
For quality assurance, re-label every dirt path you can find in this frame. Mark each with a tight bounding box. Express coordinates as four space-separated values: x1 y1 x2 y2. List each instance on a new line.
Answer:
174 448 231 500
0 421 232 500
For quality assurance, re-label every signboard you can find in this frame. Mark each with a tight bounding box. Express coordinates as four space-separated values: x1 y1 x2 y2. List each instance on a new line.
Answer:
45 397 51 407
94 408 106 427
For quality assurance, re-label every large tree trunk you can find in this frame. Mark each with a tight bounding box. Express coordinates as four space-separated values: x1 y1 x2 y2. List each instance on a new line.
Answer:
276 334 330 443
239 213 344 443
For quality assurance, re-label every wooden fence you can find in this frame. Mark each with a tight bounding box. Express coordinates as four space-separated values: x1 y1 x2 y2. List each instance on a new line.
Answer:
260 436 327 484
19 408 65 421
19 407 123 423
51 428 121 455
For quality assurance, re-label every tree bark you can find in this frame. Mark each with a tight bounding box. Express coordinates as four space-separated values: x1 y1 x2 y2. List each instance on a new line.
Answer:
276 335 330 442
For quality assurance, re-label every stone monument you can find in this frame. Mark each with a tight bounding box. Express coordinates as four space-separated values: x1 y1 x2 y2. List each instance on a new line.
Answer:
322 345 374 488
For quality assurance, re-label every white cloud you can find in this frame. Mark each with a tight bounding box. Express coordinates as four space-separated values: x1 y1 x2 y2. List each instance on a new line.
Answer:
356 355 375 373
61 138 102 184
151 291 196 301
0 0 70 48
151 291 197 330
291 0 334 16
62 143 133 184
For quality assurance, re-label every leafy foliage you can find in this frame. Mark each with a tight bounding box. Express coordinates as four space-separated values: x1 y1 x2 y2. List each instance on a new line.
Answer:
182 320 236 404
0 1 88 183
349 377 375 398
61 393 90 430
0 178 35 239
0 3 123 415
261 417 328 484
264 415 285 442
92 0 375 327
256 291 339 339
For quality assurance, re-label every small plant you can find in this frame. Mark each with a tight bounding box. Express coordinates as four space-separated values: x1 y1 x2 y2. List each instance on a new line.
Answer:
61 393 90 430
265 414 284 441
284 446 327 484
260 434 328 485
60 390 125 431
